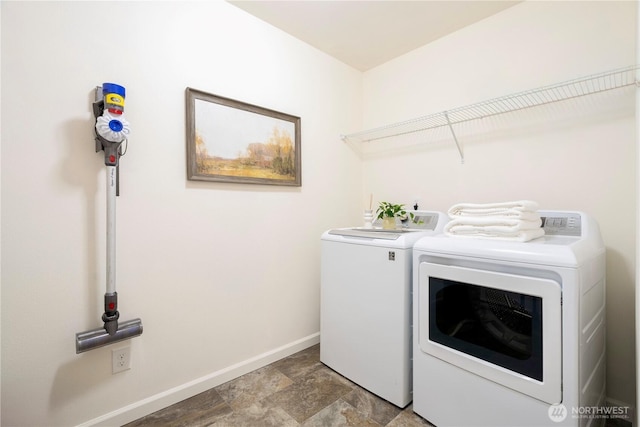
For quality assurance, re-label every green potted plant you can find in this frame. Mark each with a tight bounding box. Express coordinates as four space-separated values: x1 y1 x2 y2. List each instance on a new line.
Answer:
376 202 414 230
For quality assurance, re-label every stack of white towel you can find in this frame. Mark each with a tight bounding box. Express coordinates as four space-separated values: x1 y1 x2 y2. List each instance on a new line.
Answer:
444 200 545 242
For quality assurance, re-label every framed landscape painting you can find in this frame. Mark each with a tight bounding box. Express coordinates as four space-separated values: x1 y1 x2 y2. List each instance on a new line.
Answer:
186 88 301 186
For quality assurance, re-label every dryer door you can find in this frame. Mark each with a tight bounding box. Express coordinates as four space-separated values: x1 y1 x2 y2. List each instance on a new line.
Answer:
418 262 562 405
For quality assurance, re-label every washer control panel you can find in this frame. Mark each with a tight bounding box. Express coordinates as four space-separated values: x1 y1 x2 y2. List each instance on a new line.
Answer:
370 211 441 230
541 212 582 236
401 211 441 230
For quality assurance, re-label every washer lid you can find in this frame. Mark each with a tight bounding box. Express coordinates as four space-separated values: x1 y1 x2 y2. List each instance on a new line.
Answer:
323 227 437 248
328 228 410 240
322 211 447 248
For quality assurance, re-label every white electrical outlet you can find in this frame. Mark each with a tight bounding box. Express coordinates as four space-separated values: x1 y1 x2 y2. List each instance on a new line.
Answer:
112 346 131 374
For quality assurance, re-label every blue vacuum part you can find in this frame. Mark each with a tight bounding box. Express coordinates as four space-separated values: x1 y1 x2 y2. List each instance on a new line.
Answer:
102 82 125 98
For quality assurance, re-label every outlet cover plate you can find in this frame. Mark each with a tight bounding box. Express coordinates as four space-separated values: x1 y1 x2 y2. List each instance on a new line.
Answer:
112 346 131 374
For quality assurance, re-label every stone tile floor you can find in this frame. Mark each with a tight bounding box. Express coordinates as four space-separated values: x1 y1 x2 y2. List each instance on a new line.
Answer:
124 344 433 427
124 344 631 427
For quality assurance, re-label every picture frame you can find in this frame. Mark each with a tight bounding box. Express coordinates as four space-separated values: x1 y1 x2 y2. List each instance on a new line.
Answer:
186 88 301 186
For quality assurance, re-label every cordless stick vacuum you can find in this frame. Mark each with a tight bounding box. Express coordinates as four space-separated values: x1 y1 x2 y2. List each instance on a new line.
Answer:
76 83 143 354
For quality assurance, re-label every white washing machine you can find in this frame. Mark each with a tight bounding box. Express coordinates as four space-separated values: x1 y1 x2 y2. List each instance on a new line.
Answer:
412 211 606 426
320 211 447 407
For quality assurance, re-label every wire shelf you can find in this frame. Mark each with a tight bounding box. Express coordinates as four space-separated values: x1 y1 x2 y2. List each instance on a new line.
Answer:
341 65 639 161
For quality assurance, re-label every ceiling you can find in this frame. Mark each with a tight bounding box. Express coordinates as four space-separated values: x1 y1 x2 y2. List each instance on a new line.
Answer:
228 1 520 71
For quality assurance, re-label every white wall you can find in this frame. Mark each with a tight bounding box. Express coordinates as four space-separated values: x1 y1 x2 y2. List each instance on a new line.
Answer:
360 1 636 408
0 2 362 425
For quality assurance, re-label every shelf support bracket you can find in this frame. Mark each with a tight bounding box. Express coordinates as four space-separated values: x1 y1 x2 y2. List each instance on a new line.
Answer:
444 111 464 164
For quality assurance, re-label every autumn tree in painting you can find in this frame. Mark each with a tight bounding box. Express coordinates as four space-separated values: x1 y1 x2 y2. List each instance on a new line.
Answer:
236 127 294 177
243 142 271 168
266 127 295 177
194 132 209 172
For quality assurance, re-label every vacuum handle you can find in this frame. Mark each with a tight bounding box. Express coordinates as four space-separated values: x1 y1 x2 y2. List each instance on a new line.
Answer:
106 165 117 295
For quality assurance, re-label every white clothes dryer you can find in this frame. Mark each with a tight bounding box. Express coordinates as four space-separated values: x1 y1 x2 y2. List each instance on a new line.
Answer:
321 211 447 407
412 211 606 426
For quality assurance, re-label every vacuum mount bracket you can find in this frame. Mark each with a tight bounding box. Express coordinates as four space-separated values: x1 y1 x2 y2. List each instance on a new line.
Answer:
93 86 125 195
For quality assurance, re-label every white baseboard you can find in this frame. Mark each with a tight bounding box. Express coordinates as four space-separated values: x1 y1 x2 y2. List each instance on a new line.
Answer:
77 332 320 427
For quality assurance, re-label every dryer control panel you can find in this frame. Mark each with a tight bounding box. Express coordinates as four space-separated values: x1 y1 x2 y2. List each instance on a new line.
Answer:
541 212 581 236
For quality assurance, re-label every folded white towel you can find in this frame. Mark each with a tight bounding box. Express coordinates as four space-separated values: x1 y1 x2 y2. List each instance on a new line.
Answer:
444 217 545 242
444 226 545 242
448 200 540 219
445 216 542 230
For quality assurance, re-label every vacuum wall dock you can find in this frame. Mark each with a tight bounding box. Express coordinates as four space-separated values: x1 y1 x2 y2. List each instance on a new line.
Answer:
76 318 143 354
